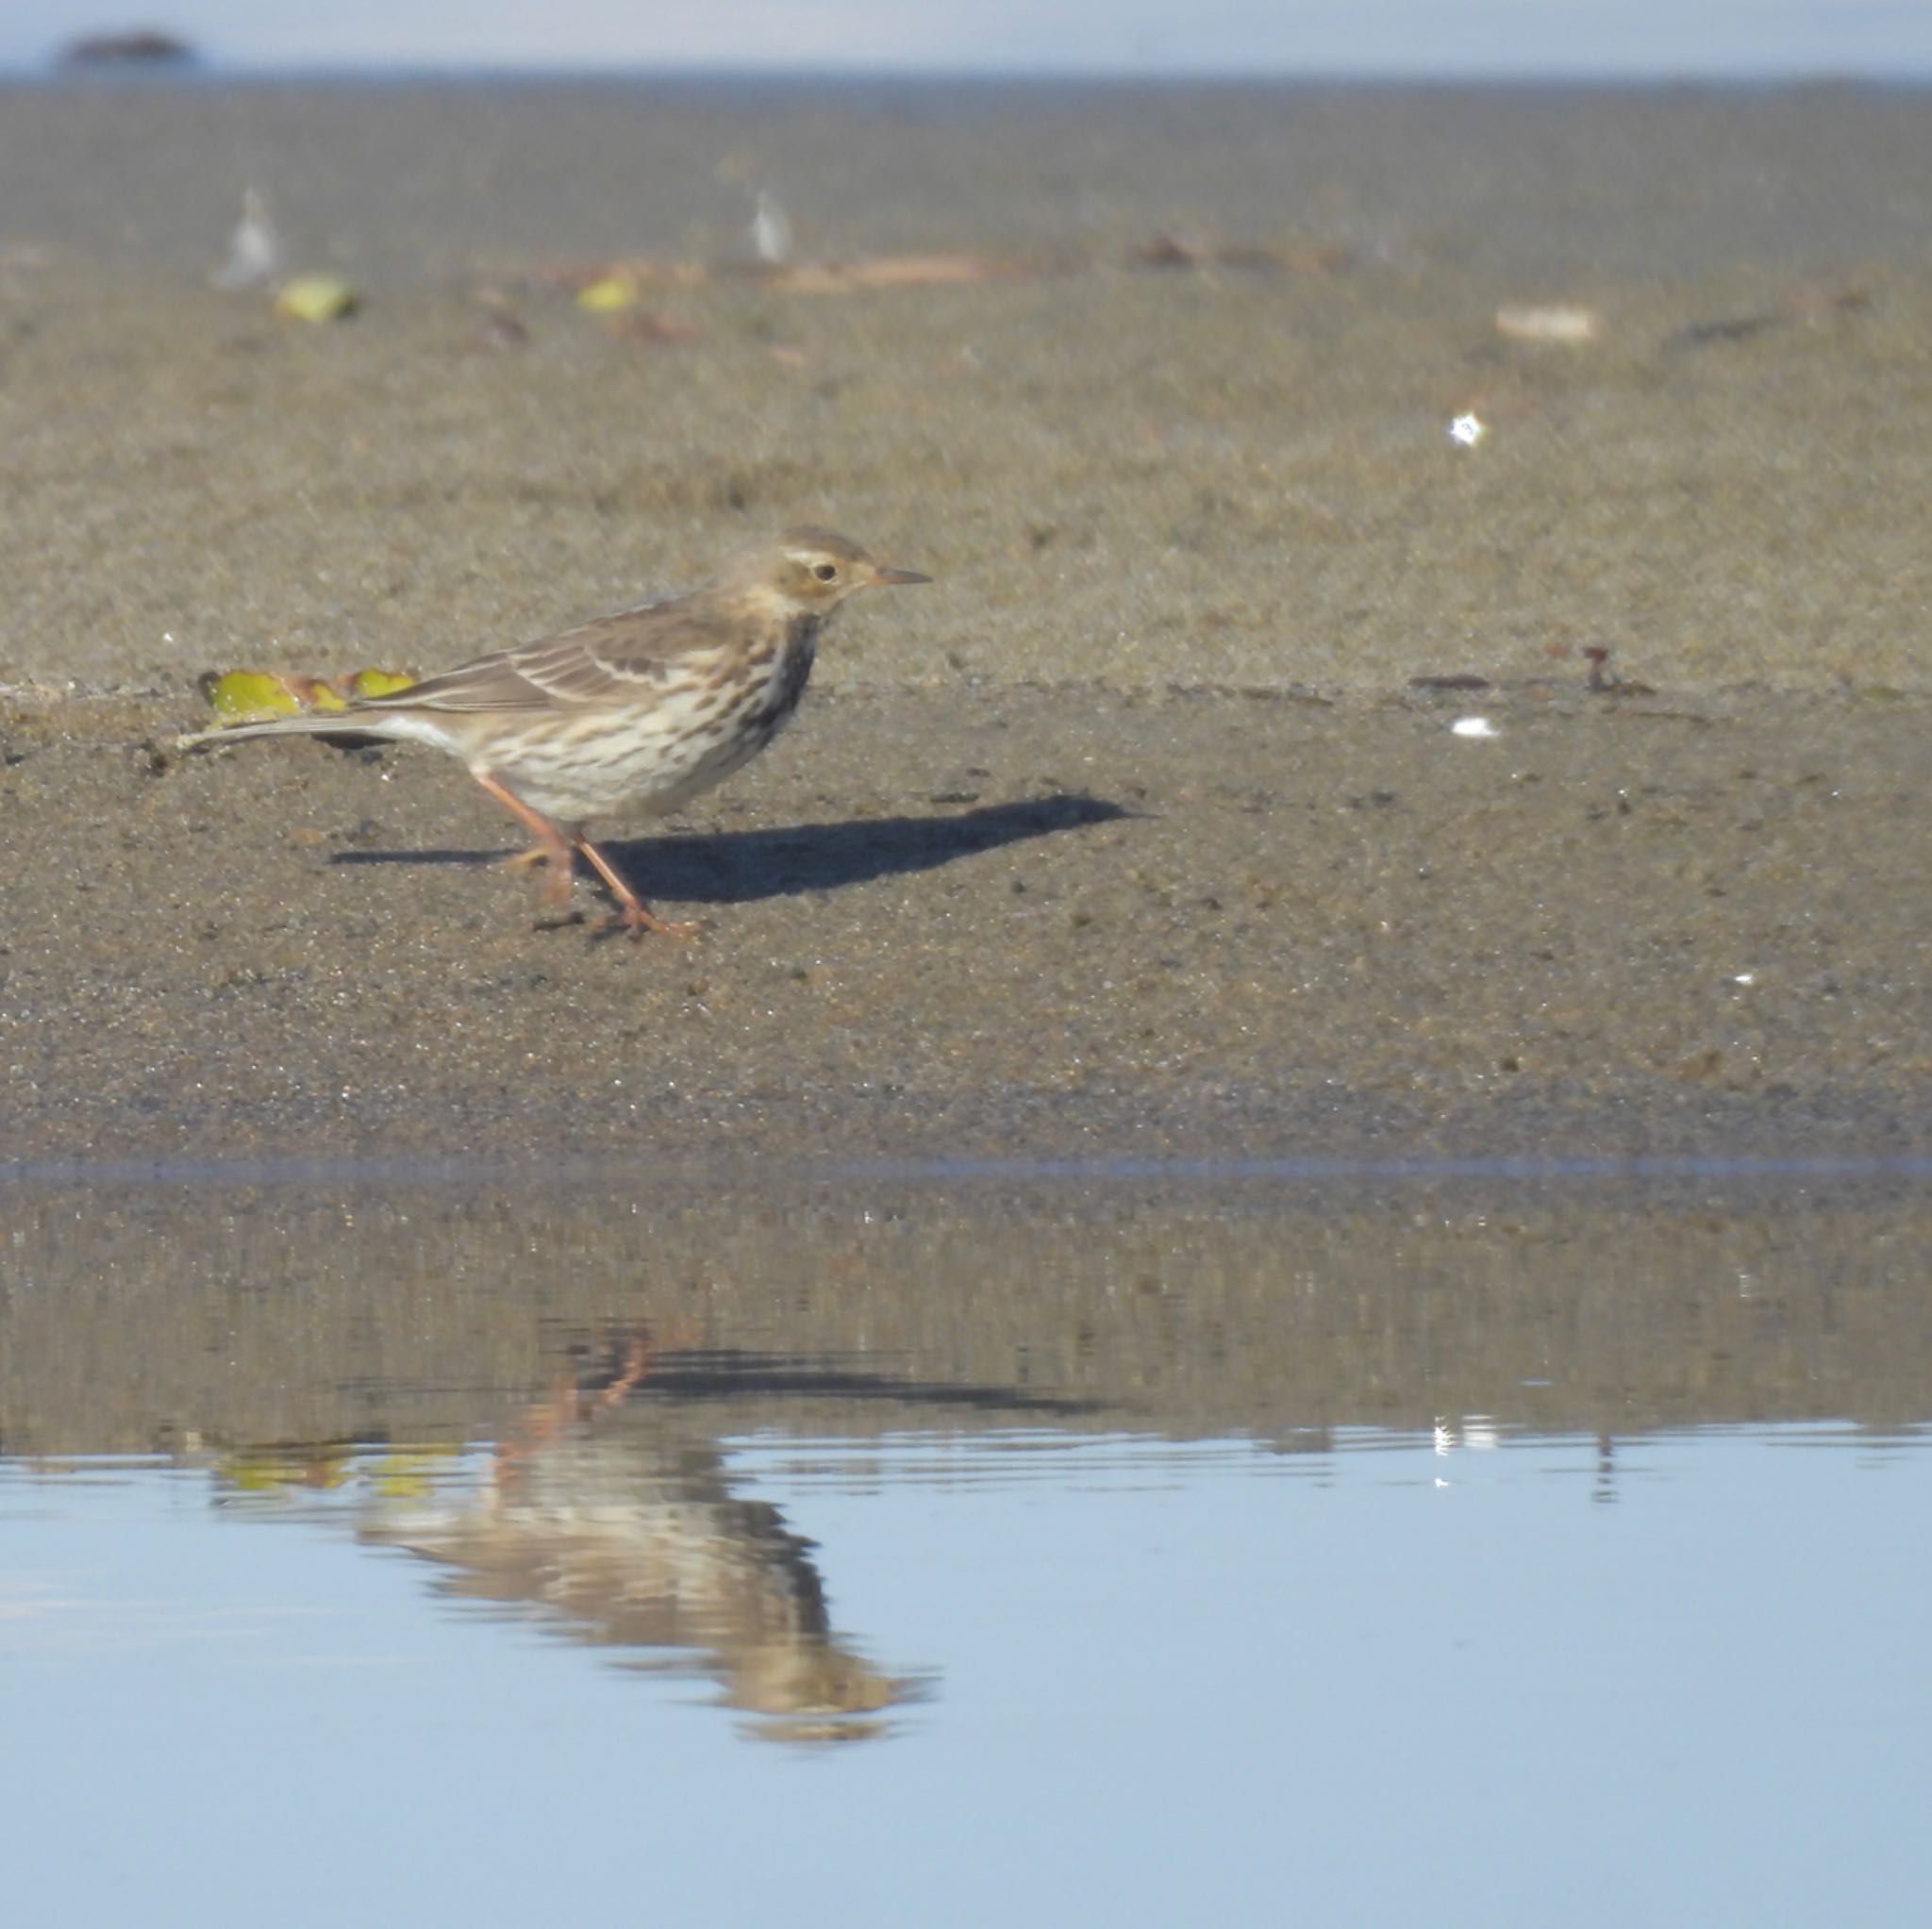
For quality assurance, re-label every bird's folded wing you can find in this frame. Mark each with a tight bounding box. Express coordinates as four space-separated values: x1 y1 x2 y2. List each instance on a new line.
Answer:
368 595 730 712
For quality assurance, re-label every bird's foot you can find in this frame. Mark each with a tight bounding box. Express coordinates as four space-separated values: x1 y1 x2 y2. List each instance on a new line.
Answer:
595 903 701 942
502 843 581 916
569 833 697 940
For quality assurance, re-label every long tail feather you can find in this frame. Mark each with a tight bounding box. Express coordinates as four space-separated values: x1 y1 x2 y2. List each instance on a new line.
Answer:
176 711 383 751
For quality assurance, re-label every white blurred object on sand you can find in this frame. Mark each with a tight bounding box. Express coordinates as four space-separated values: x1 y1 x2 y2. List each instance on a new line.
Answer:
1494 303 1601 342
751 188 793 265
213 187 282 290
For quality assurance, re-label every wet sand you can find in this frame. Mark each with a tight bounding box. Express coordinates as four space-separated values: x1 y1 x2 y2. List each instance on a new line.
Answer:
1 80 1928 1167
6 1176 1928 1455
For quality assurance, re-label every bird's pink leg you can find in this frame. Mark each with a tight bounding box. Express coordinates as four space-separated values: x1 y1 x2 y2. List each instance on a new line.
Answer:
574 835 699 940
470 770 694 937
470 771 577 911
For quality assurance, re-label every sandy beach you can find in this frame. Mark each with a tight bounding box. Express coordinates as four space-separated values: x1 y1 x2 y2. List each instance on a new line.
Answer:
1 79 1927 1169
8 81 1932 1929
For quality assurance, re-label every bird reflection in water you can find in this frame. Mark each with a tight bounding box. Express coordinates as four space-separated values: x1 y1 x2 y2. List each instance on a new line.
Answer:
221 1333 926 1745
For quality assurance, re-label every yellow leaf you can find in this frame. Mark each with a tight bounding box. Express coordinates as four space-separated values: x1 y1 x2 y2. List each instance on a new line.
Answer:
274 273 358 323
343 668 417 699
199 669 303 721
289 674 349 712
576 274 640 312
198 669 348 722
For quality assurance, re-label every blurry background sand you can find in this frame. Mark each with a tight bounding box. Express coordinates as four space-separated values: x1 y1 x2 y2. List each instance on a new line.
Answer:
3 79 1929 695
0 80 1926 1164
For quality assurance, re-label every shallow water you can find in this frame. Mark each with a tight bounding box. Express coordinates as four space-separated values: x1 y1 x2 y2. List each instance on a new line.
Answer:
4 1173 1929 1925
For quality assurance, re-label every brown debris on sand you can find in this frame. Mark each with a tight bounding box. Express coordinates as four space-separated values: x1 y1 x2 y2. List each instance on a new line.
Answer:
1128 232 1352 274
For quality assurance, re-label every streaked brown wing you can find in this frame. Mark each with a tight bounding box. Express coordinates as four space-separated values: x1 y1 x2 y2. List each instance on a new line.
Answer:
365 593 734 714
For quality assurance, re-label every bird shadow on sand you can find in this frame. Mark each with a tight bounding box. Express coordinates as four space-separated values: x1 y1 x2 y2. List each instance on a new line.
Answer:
333 792 1134 906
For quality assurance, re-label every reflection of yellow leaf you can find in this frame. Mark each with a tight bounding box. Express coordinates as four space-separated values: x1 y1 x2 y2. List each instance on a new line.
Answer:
343 668 417 699
274 274 358 322
366 1447 463 1500
576 274 640 311
221 1448 356 1492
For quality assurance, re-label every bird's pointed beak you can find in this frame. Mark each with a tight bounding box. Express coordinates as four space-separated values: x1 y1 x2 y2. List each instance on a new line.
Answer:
869 563 931 587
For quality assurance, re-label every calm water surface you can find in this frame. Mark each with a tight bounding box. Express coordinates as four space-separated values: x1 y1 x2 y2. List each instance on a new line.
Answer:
4 1173 1929 1926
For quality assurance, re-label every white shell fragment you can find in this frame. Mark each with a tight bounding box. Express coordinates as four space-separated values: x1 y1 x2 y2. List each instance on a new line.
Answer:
1447 412 1487 447
1495 303 1601 342
1450 716 1499 739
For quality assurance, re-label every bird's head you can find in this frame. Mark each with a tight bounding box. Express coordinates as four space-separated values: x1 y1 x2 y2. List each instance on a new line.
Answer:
728 526 931 616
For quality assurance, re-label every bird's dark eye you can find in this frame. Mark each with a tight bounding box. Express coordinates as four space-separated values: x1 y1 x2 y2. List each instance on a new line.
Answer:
812 562 839 582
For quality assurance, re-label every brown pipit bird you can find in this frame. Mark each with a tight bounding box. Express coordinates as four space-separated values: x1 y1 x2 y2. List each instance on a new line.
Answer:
183 527 929 935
